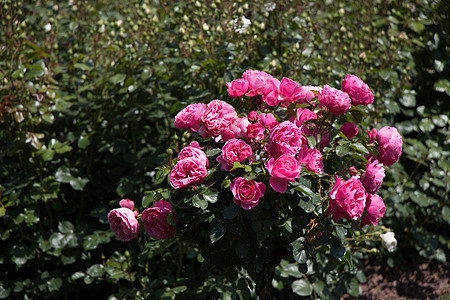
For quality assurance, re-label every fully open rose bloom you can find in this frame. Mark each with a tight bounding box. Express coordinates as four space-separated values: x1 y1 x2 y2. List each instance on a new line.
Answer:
174 103 206 132
198 99 238 138
226 78 249 97
340 122 359 139
243 69 276 97
297 146 324 174
169 157 207 189
265 154 301 193
318 85 351 115
327 176 366 221
217 138 253 171
267 121 305 158
361 194 385 226
178 141 209 167
376 126 403 166
230 177 266 210
279 77 302 103
141 200 176 239
361 160 385 194
341 74 374 106
108 200 139 241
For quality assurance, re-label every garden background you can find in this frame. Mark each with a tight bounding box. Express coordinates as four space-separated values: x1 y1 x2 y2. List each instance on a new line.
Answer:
0 0 449 299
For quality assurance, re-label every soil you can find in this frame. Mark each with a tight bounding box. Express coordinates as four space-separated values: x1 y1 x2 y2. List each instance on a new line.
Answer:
342 260 450 300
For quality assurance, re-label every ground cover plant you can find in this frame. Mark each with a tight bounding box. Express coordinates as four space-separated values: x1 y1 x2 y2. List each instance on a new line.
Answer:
0 0 448 299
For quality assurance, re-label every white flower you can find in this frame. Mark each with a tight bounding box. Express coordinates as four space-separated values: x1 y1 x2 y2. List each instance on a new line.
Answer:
44 23 52 32
380 231 397 252
230 16 251 34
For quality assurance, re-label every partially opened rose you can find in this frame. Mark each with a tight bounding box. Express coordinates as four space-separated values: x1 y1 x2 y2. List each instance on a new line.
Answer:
376 126 402 166
178 141 209 167
297 146 324 174
340 122 358 139
327 176 366 221
108 202 139 242
169 157 207 189
216 138 253 171
361 194 385 226
230 177 266 210
243 69 275 97
141 200 176 239
341 74 374 106
198 99 238 138
318 85 351 115
174 103 206 132
265 154 301 193
226 78 249 97
279 77 302 103
267 121 305 158
361 160 385 194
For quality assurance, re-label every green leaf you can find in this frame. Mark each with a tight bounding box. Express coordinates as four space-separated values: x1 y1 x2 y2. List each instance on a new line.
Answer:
434 79 450 95
292 279 313 296
408 20 424 33
142 193 155 207
109 73 126 85
336 145 350 157
70 177 89 191
419 118 435 133
235 241 248 258
78 134 91 149
87 264 105 278
203 190 218 203
47 278 62 292
58 221 74 234
210 225 226 244
223 204 239 219
191 194 208 209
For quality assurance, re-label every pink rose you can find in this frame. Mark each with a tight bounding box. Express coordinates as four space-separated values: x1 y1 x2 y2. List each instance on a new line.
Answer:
279 77 302 103
108 205 139 242
247 111 259 121
261 77 281 106
169 157 207 189
198 100 238 138
327 176 366 221
265 154 301 193
367 128 377 143
340 122 359 139
298 85 322 104
216 138 253 171
230 177 266 210
291 108 317 127
376 126 402 166
361 194 385 226
225 117 249 140
297 147 324 174
141 200 176 239
226 79 249 97
258 113 278 130
178 142 209 167
318 85 351 115
267 121 305 158
243 69 276 97
174 103 206 132
246 123 265 141
361 160 385 194
119 198 135 210
341 74 374 106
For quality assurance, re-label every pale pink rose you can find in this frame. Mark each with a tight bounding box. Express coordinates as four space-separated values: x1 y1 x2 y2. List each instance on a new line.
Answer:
297 147 324 174
108 207 139 241
198 100 238 138
169 157 207 189
340 122 359 139
226 79 249 97
258 113 278 130
178 142 209 167
267 121 305 158
243 69 276 97
376 126 402 166
216 138 253 171
327 176 366 221
247 111 259 121
341 74 374 106
119 199 135 210
291 108 317 127
361 194 385 226
318 85 351 115
174 103 206 132
298 85 322 104
230 177 266 210
279 77 302 103
246 123 265 141
265 154 301 193
141 200 176 239
361 160 385 194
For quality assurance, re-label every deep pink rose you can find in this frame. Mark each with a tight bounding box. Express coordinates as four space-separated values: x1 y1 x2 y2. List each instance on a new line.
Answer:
119 199 135 210
376 126 402 166
298 85 322 104
291 108 317 127
178 142 209 167
367 128 377 143
361 160 385 194
169 157 207 189
265 154 301 193
141 200 176 239
258 113 278 130
230 177 266 210
361 194 385 226
267 121 305 158
297 147 324 174
261 77 281 106
243 69 276 97
174 103 206 132
341 74 374 106
327 176 366 221
247 111 259 121
217 138 253 171
246 123 265 141
318 85 351 115
198 99 237 138
279 77 302 103
226 79 249 97
340 122 359 139
108 207 139 242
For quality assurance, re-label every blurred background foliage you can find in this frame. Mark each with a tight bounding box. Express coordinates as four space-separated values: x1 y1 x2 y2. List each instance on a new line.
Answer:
0 0 448 298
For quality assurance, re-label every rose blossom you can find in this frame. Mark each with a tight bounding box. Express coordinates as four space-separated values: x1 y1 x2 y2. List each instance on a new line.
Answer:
297 146 324 174
247 111 259 121
226 78 249 97
265 154 301 193
361 160 385 194
178 142 209 167
361 194 385 226
246 123 265 141
380 231 397 252
258 113 278 130
267 121 305 158
318 85 351 115
340 122 359 139
262 77 282 106
169 157 207 189
327 176 366 221
279 77 302 103
292 108 317 127
198 99 238 138
141 200 176 239
174 103 206 132
298 85 322 104
367 128 377 143
243 69 276 97
341 74 374 106
216 138 253 171
230 177 266 210
108 201 139 242
376 126 402 166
